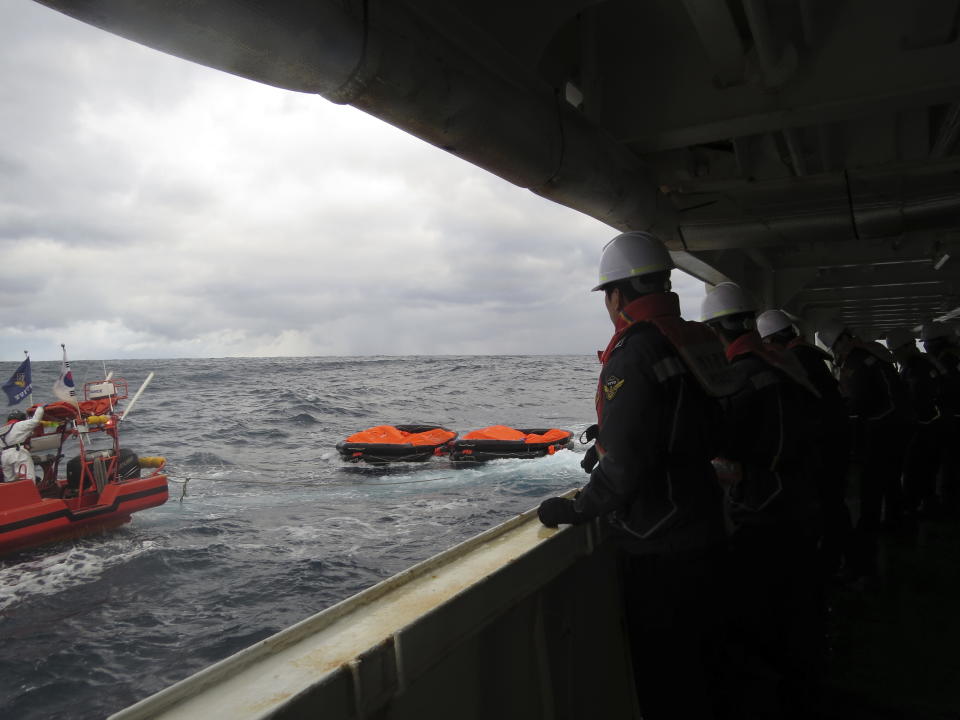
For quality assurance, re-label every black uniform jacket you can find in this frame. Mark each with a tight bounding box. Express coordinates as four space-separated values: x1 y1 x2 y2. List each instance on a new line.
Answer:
788 338 848 438
839 343 909 424
932 347 960 416
574 292 727 555
721 331 819 531
899 351 944 424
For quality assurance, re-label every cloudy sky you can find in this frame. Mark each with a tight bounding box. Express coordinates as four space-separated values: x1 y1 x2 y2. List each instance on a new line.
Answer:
2 2 706 361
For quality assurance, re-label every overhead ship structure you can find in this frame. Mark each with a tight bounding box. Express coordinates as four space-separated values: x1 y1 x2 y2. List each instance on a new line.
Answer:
34 0 960 333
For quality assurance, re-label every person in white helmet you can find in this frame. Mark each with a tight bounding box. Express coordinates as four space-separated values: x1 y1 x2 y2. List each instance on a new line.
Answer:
759 309 852 576
886 327 945 518
919 322 960 517
702 290 821 530
816 320 909 575
920 322 960 370
0 405 45 483
702 284 824 718
538 230 735 720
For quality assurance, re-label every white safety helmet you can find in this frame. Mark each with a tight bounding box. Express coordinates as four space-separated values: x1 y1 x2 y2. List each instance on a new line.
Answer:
816 320 847 351
592 231 674 291
920 322 954 342
700 282 757 322
884 327 916 351
756 309 794 339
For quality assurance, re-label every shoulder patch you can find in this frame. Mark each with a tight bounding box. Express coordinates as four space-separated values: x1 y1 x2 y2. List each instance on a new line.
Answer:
603 375 625 401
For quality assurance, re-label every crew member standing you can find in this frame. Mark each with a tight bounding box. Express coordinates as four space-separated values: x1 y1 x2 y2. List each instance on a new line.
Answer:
537 231 737 720
758 309 852 576
702 286 823 720
885 327 945 519
1 406 45 482
921 322 960 517
817 321 909 574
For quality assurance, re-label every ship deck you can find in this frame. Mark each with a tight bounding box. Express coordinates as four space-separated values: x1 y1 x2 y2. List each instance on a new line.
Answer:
820 515 960 719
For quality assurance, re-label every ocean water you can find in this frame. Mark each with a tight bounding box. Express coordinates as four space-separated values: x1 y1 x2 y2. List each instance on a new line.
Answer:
0 355 597 719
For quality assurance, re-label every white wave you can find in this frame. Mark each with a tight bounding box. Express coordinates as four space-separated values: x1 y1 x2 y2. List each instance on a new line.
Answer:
0 537 159 612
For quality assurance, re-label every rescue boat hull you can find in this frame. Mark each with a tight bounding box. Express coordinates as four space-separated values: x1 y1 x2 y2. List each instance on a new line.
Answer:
0 475 169 556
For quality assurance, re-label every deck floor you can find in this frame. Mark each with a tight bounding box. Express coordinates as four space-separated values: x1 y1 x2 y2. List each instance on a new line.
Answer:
821 516 960 719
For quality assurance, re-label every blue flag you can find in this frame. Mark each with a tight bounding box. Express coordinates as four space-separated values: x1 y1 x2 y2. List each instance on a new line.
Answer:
3 358 32 406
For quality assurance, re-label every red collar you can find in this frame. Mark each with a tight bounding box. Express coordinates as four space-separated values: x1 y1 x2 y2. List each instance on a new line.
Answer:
725 330 766 361
599 292 681 364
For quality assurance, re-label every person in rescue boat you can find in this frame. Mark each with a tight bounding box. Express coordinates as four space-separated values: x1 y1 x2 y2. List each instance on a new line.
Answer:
816 320 910 575
885 327 946 519
758 309 852 576
702 286 824 718
920 322 960 517
538 231 733 720
1 405 44 483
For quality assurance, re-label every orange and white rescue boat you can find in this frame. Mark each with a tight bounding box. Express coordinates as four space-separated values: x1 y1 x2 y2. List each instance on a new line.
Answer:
0 377 169 556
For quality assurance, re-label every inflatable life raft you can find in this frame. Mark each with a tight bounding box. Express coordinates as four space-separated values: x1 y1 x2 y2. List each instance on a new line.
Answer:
449 426 574 462
336 425 458 463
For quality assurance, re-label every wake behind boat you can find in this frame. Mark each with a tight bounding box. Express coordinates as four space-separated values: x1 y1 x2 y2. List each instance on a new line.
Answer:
0 375 169 556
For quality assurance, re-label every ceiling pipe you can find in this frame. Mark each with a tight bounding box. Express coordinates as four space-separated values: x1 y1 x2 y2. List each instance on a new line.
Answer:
931 102 960 157
741 0 799 88
782 127 808 176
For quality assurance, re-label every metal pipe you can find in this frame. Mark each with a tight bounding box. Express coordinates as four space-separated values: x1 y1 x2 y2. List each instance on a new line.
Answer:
783 128 808 176
742 0 798 87
120 372 155 422
931 102 960 157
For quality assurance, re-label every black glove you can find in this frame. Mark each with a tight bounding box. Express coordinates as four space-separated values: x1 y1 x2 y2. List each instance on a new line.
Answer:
580 444 598 473
538 497 585 528
580 424 599 443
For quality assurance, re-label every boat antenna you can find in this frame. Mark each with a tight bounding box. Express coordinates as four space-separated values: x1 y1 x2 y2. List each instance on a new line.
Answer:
119 371 155 422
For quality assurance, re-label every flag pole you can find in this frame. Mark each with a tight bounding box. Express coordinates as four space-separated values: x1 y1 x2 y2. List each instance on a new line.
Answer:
56 343 82 414
56 344 87 464
102 361 116 415
24 350 32 407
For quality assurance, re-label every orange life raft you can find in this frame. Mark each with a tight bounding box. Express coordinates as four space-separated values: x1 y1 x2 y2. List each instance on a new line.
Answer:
336 424 458 463
449 426 574 462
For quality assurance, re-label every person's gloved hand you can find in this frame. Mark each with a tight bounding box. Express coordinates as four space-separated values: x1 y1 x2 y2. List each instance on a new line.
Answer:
580 424 599 443
538 497 585 528
580 444 598 473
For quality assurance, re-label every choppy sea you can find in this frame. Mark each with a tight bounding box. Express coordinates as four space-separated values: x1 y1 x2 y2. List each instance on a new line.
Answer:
0 355 597 719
